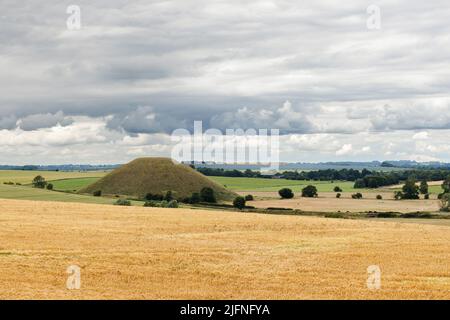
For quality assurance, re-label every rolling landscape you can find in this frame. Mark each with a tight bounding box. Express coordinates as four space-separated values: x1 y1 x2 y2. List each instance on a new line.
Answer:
2 0 450 304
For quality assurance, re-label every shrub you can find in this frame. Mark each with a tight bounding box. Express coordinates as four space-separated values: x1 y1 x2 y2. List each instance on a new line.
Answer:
32 175 47 188
424 193 430 200
352 193 363 199
3 181 14 185
93 190 102 197
200 187 216 203
334 186 343 192
376 195 382 200
190 192 201 204
46 183 53 190
394 191 403 200
401 178 420 199
244 194 254 201
145 193 164 201
144 200 159 207
167 200 179 208
233 196 246 210
278 188 294 199
440 193 450 212
160 200 169 207
164 190 174 201
336 193 341 198
301 185 318 198
114 199 131 206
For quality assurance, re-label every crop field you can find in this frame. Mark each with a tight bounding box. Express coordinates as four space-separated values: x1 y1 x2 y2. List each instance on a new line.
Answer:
210 176 359 192
0 199 449 299
0 170 107 185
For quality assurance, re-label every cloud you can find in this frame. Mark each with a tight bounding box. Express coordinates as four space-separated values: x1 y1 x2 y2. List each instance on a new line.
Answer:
336 144 353 156
17 111 73 131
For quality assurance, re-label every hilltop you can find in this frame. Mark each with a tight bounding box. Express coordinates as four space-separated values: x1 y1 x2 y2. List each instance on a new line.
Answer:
78 157 237 201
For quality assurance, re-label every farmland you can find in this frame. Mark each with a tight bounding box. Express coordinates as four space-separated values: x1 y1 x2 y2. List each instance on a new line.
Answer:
0 199 449 299
0 170 107 185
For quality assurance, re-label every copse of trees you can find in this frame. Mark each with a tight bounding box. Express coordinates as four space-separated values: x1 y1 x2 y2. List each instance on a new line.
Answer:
32 175 47 189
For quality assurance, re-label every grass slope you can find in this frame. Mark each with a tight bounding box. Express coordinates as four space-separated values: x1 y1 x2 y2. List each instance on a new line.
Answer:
79 157 238 201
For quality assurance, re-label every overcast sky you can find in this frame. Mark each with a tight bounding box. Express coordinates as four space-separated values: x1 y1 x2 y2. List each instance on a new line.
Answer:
1 0 450 164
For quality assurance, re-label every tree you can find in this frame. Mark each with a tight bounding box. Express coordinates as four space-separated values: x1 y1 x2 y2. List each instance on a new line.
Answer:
352 192 363 199
336 193 341 198
278 188 294 199
93 190 102 197
440 194 450 212
46 183 53 190
200 187 216 203
164 190 174 201
419 180 429 195
244 194 254 201
32 175 47 189
233 196 246 210
376 194 382 200
190 192 201 204
334 186 343 192
442 176 450 193
354 179 366 189
302 185 318 198
402 178 420 199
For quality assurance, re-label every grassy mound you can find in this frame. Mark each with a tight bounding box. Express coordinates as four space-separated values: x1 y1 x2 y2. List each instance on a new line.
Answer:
78 157 237 201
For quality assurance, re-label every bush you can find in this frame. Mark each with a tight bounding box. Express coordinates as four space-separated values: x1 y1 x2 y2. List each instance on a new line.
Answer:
440 193 450 212
244 194 254 201
334 186 343 192
164 190 174 201
336 193 341 198
32 175 47 188
144 200 159 207
46 183 53 190
376 195 382 200
233 196 246 210
167 200 179 208
278 188 294 199
93 190 102 197
145 193 164 201
394 191 403 200
114 199 131 206
200 187 216 203
301 185 318 198
401 178 420 199
424 193 430 200
3 181 14 185
352 193 363 199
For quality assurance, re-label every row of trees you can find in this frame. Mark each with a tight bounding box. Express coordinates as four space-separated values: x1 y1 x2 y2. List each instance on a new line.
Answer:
278 186 318 199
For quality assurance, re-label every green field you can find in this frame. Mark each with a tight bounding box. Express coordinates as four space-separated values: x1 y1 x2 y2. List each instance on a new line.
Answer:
0 184 114 204
0 170 107 185
209 176 360 192
49 177 101 192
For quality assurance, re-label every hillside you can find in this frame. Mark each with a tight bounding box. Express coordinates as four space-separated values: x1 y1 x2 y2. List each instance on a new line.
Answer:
78 157 237 201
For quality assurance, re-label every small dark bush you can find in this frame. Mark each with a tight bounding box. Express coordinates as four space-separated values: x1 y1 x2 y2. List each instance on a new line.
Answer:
302 185 318 198
244 194 254 201
334 186 343 192
200 187 216 203
93 190 102 197
164 190 174 201
233 196 246 210
376 195 382 200
167 200 179 208
278 188 294 199
144 200 159 207
46 183 53 190
114 199 131 206
351 192 363 199
145 193 164 201
336 193 341 198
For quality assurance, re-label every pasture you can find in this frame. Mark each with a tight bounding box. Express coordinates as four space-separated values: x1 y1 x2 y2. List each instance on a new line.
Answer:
0 170 107 185
0 199 449 299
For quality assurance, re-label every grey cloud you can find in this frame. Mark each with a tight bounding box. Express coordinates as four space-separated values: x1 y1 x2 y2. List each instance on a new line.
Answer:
18 111 74 131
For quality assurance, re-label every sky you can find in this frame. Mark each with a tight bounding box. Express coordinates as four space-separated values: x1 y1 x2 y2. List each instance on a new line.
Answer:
1 0 450 164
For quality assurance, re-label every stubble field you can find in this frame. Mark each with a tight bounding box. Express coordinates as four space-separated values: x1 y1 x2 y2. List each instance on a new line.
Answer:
0 199 449 299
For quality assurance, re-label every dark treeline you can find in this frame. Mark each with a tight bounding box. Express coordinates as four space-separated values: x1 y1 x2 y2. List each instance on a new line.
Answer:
196 167 450 189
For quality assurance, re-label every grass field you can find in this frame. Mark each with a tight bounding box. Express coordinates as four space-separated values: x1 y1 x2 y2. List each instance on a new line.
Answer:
50 178 102 192
0 170 107 185
0 199 449 299
210 176 359 192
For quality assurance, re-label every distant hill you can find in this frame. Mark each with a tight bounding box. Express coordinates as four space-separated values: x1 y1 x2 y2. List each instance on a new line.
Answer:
78 157 237 201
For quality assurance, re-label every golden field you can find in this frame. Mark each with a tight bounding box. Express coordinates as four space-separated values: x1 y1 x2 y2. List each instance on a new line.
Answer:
0 199 449 299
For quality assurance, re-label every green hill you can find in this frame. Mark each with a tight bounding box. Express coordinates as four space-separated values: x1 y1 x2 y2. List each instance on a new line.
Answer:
78 157 237 201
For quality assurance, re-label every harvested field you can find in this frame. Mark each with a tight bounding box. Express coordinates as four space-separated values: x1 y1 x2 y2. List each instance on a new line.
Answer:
0 199 449 299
